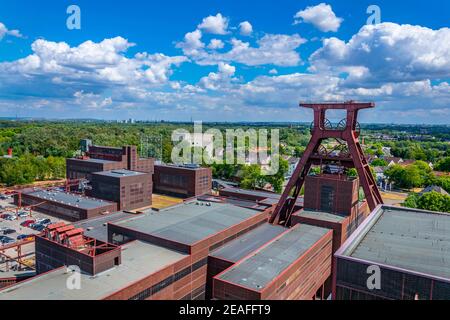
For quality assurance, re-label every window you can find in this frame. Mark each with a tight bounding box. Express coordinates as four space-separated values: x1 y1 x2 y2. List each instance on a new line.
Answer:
320 185 334 212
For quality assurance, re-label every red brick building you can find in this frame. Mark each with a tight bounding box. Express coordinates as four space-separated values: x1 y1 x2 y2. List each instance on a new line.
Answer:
90 170 152 211
153 164 212 198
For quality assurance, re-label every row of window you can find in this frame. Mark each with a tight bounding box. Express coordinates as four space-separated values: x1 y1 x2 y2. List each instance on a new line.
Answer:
129 258 208 300
160 173 188 188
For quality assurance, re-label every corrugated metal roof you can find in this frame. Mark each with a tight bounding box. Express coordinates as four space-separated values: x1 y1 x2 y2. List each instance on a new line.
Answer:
217 224 330 291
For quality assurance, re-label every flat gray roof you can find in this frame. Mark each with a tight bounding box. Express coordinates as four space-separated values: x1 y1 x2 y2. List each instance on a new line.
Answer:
294 209 347 223
68 158 117 164
113 200 263 245
221 187 304 205
25 189 115 210
75 211 135 242
210 224 286 263
338 206 450 280
0 240 187 300
217 224 330 291
93 169 148 177
155 164 205 171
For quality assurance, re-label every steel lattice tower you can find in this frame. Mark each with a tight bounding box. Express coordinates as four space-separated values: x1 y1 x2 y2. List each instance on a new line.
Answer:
269 101 384 226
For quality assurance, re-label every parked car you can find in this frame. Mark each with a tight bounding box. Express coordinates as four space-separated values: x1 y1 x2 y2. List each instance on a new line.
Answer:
17 234 33 241
5 215 17 221
29 223 39 230
30 223 46 231
0 213 10 219
0 236 15 245
36 218 51 225
18 212 29 218
2 228 16 235
21 220 35 227
34 225 46 232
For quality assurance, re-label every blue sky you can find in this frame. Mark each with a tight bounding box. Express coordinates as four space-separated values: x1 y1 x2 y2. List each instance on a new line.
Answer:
0 0 449 123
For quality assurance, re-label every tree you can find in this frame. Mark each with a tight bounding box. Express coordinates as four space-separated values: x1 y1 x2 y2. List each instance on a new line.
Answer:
385 163 430 189
416 192 450 212
371 158 388 167
403 193 419 209
240 165 265 190
347 168 358 178
293 146 305 158
425 175 450 193
265 155 288 193
435 157 450 172
211 163 237 180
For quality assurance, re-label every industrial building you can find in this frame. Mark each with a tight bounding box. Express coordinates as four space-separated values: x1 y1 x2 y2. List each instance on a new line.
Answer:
153 164 212 198
0 198 273 300
35 222 122 275
334 206 450 300
90 170 152 211
0 240 190 300
213 224 333 300
66 141 154 181
206 224 286 299
219 187 304 207
2 101 446 301
15 189 117 221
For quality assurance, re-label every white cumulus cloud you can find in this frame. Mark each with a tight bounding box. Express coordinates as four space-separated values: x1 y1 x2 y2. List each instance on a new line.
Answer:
0 22 23 40
176 29 205 56
310 23 450 85
0 37 187 101
198 13 229 35
199 62 237 90
239 21 253 36
180 33 306 67
207 39 225 50
294 3 343 32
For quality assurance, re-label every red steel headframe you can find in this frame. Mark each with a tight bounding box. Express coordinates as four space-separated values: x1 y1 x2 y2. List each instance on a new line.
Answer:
269 101 384 226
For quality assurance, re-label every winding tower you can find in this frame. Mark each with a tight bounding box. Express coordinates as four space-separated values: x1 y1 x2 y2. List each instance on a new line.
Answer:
270 101 384 226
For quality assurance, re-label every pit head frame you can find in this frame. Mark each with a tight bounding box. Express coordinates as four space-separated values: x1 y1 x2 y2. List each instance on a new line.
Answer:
269 101 384 226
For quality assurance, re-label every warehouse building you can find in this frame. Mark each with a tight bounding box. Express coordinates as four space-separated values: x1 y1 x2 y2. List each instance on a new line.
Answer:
35 222 121 275
334 206 450 300
206 223 286 299
0 240 191 300
66 143 154 181
0 198 272 300
66 158 124 181
153 164 212 198
16 189 117 221
90 169 152 211
213 224 333 300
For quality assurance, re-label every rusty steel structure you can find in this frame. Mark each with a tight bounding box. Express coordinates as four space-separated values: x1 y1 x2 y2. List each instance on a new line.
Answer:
270 101 383 226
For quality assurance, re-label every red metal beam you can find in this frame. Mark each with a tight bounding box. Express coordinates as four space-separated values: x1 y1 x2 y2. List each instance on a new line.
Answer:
270 101 383 226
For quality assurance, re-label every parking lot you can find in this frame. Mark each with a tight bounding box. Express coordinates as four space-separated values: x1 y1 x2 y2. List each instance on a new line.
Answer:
0 196 69 247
